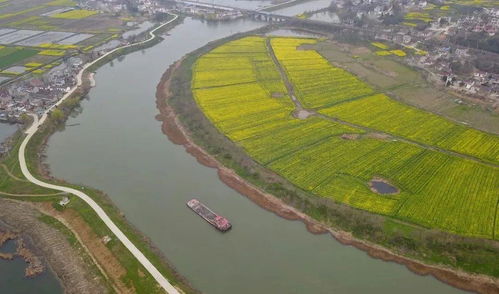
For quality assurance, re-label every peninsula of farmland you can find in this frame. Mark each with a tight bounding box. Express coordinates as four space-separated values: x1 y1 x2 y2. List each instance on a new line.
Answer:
191 36 499 240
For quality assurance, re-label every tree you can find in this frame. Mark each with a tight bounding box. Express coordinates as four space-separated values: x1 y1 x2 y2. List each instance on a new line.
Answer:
50 108 64 122
154 12 170 22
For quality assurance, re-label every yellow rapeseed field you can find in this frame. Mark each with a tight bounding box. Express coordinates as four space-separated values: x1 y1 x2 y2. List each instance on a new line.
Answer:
192 36 499 239
51 9 97 19
39 49 65 56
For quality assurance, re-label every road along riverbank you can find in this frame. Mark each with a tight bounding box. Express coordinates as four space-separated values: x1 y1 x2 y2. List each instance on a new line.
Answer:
18 14 186 294
155 38 499 294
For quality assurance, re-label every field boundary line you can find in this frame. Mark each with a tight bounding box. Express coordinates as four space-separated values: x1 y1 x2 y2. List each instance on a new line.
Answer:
0 191 65 197
1 163 29 182
493 199 499 240
316 113 499 169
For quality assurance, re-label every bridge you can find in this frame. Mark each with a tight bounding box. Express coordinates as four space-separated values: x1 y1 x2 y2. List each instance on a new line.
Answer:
174 0 382 35
174 0 291 22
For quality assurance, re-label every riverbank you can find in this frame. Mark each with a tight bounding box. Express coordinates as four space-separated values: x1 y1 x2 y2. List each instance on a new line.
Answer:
0 14 199 294
155 36 499 294
0 198 108 293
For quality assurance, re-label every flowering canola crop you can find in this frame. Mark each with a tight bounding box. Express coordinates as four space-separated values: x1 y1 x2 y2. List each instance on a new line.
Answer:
192 36 499 239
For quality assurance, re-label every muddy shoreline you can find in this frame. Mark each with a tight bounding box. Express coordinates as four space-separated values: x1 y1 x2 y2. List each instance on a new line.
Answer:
0 218 45 279
0 198 109 293
155 59 499 294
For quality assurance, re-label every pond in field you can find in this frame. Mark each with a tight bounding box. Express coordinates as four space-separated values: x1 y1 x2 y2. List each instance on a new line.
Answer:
370 179 399 195
45 14 466 294
122 21 155 39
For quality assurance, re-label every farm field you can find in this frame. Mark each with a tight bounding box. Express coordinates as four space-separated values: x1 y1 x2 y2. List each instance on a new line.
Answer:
0 46 39 68
50 9 98 19
271 38 375 108
311 40 499 134
0 0 131 82
192 36 499 239
319 94 499 164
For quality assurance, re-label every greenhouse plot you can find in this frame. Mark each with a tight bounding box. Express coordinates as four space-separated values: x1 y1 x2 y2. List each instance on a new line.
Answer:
16 31 75 46
0 30 43 44
56 33 93 45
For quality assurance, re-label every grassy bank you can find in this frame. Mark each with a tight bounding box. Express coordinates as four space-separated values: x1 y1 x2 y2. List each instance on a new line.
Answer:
37 213 115 293
165 31 499 281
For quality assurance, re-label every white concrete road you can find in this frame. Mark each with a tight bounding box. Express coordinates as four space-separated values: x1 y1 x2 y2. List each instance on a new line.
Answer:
18 14 181 294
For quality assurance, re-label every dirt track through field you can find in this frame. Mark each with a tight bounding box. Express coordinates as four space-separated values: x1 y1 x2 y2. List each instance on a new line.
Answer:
265 37 498 169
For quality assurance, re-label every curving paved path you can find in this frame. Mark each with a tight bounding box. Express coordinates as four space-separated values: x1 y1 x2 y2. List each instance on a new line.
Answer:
18 14 181 294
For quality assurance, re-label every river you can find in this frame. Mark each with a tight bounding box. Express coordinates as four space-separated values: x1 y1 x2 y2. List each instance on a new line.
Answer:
44 14 466 294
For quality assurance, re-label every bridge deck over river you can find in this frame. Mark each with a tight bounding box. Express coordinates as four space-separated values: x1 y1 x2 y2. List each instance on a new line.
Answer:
175 0 292 21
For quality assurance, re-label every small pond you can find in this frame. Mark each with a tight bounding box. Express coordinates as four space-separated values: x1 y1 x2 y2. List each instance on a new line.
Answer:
370 179 399 194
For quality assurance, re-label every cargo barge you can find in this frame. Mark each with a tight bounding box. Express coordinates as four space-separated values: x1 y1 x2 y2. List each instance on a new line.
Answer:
187 199 232 232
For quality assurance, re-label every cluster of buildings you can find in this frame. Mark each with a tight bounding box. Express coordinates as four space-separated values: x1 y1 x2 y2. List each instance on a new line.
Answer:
0 58 84 122
387 38 499 107
328 0 499 108
79 0 169 15
78 0 129 13
440 68 499 105
454 8 499 36
0 0 171 125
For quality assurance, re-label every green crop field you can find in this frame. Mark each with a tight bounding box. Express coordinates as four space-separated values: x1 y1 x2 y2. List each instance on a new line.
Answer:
51 9 98 19
191 36 499 240
0 47 38 68
319 94 499 164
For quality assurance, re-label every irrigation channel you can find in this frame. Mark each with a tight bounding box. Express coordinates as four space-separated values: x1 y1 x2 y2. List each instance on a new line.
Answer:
44 12 466 294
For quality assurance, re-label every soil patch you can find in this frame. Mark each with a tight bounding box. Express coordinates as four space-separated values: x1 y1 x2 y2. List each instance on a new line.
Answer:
365 132 392 140
351 47 370 55
37 202 134 294
341 133 360 140
293 109 314 120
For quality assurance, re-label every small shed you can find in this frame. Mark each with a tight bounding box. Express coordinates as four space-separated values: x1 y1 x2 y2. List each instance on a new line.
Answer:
59 196 70 207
